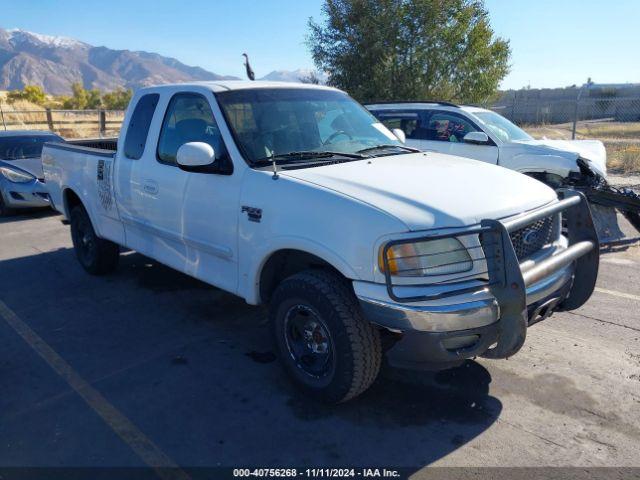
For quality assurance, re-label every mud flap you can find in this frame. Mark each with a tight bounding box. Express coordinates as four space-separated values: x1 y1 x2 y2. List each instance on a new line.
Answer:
590 203 625 243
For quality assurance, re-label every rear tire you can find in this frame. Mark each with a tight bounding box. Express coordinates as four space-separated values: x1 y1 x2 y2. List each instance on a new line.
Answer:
70 205 119 275
270 269 382 403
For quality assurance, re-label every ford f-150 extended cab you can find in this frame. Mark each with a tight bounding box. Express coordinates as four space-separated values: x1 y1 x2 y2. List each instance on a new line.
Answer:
43 81 599 403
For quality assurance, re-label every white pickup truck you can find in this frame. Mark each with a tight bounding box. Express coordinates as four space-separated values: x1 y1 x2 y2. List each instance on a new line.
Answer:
43 81 599 403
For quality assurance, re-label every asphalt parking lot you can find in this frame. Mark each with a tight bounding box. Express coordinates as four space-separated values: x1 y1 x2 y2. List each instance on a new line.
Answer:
1 210 639 474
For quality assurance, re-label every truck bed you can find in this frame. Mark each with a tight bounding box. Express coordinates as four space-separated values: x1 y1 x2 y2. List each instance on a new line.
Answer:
42 138 119 232
67 137 118 151
43 137 118 160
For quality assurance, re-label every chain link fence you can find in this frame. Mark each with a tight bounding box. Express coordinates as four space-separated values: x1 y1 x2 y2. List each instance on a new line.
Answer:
0 107 125 138
491 91 640 174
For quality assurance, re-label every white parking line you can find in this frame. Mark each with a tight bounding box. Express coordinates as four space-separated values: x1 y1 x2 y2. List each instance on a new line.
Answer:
594 287 640 302
0 300 190 480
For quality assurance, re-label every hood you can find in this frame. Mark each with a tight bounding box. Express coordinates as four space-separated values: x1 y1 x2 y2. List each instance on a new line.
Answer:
281 153 557 231
515 138 607 176
0 156 44 179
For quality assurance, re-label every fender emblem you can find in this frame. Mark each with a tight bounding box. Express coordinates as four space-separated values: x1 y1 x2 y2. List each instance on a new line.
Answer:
241 206 262 223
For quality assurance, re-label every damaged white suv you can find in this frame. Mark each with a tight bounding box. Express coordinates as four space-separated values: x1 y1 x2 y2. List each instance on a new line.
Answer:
366 101 607 177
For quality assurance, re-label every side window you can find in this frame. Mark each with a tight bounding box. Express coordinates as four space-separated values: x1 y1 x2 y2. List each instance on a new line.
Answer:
372 110 430 140
124 94 159 160
157 93 229 166
425 111 479 143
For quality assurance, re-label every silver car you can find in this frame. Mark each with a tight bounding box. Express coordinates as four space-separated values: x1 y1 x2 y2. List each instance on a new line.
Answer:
0 130 64 216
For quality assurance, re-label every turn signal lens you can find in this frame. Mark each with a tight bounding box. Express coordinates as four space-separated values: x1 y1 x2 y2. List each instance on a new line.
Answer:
379 238 472 277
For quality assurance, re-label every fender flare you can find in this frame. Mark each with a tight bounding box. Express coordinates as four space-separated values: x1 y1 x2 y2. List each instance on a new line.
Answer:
62 186 103 237
242 236 360 305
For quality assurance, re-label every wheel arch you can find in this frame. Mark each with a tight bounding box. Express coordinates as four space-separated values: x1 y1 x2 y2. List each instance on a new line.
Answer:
253 246 358 305
62 187 103 237
62 187 83 219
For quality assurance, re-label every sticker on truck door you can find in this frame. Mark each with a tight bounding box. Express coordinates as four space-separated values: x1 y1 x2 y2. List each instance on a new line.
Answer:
97 159 114 212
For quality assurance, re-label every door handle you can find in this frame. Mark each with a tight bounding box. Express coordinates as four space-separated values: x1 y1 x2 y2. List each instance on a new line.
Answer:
143 179 159 195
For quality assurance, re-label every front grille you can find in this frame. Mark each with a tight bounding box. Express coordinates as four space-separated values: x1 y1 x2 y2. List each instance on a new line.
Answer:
509 215 557 261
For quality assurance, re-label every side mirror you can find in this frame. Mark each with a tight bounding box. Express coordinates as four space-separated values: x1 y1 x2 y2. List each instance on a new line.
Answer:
463 131 490 145
176 142 216 172
392 128 406 144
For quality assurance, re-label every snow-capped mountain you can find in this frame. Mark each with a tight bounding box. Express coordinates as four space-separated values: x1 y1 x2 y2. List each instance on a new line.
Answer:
260 68 327 84
0 28 238 94
6 28 87 49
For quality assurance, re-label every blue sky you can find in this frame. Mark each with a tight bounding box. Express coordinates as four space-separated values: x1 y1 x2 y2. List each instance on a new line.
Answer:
3 0 639 89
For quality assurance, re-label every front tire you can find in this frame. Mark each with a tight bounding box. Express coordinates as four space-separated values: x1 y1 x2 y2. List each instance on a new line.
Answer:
0 195 13 217
70 205 119 275
270 269 382 403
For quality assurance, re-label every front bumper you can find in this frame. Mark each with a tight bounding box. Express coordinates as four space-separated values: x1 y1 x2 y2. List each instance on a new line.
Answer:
357 259 574 333
1 179 50 209
357 191 599 369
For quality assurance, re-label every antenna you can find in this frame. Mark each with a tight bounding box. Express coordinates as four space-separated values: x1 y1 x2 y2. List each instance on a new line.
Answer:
271 152 279 180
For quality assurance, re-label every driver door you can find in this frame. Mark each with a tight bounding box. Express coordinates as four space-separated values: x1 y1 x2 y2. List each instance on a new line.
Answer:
129 91 241 293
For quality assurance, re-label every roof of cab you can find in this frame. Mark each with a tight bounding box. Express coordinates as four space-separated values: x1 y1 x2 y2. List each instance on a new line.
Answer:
139 80 341 93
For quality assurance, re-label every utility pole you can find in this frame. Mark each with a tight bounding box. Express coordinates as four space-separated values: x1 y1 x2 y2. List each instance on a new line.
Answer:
572 86 583 140
572 78 592 140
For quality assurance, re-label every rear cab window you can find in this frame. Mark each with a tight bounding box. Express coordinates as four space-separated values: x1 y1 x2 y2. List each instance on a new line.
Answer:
123 93 160 160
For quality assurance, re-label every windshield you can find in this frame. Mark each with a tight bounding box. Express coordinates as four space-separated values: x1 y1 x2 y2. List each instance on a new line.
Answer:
216 88 401 164
473 111 532 142
0 134 64 160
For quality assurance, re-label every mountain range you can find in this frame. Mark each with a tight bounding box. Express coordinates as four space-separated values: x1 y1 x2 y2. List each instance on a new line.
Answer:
261 68 328 83
0 28 323 95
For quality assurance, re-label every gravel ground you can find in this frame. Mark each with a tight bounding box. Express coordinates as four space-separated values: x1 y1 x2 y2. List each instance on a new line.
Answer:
609 173 640 190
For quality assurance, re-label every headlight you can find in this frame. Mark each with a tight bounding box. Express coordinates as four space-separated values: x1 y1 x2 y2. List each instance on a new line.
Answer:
0 166 35 184
379 238 473 277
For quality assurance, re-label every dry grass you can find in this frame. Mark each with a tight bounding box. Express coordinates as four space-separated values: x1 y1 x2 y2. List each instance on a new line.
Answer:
608 144 640 173
578 122 640 140
524 121 640 141
523 124 574 140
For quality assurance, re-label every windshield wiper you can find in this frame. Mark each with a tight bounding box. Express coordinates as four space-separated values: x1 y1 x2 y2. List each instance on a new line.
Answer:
356 144 420 155
254 150 369 165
